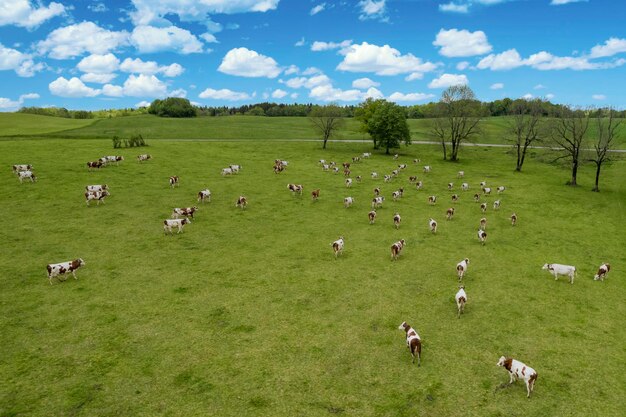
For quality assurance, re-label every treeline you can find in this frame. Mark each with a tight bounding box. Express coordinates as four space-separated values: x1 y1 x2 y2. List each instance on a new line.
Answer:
18 106 149 119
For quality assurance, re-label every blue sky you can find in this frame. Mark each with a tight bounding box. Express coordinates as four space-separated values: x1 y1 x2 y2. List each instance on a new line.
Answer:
0 0 625 111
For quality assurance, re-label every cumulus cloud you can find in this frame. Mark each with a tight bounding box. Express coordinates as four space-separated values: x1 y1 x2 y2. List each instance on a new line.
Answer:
0 44 42 77
119 58 184 77
388 92 435 102
284 65 299 75
310 3 326 15
101 84 124 97
428 73 469 88
352 78 380 89
337 42 439 76
80 73 117 84
0 92 39 111
522 93 533 100
198 87 251 101
405 72 424 81
0 0 65 28
200 33 219 43
121 74 168 97
218 47 282 78
358 0 387 21
131 25 203 54
589 38 626 58
490 83 504 90
311 40 352 52
310 84 365 102
88 2 108 13
456 61 470 70
38 22 129 59
550 0 587 5
49 77 101 98
433 28 492 57
77 53 120 74
271 89 288 98
281 74 331 89
135 100 151 108
439 2 469 13
169 88 187 98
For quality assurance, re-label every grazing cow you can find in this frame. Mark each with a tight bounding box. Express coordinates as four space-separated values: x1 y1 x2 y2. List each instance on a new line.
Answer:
462 183 469 191
13 164 32 173
455 286 467 318
392 189 404 201
542 263 576 284
493 200 501 210
478 229 487 245
137 154 151 162
408 176 417 183
428 195 437 205
230 164 241 173
87 161 103 170
322 164 330 171
423 166 431 173
344 169 351 177
415 181 423 190
331 237 344 258
393 154 399 160
46 258 85 285
371 196 384 209
451 194 459 202
279 160 289 167
393 213 401 229
169 176 179 187
356 175 362 182
85 190 109 206
429 218 437 234
391 169 399 177
198 189 211 203
594 263 611 281
446 207 455 220
102 156 124 165
398 164 407 170
384 175 392 183
274 164 285 174
311 189 320 201
448 182 454 190
333 167 340 174
18 170 36 183
474 193 480 202
236 196 248 209
352 156 361 163
164 218 191 234
413 158 421 163
288 183 303 195
86 184 107 192
172 206 198 219
221 167 233 176
371 172 378 179
497 186 506 194
345 178 353 188
319 159 326 165
391 239 405 260
496 356 538 398
458 171 465 178
483 187 492 195
368 210 377 224
480 203 487 213
480 181 487 188
374 187 381 196
362 152 371 159
342 162 351 169
398 321 421 365
511 213 517 226
329 161 336 167
456 258 469 280
344 197 354 208
480 217 487 230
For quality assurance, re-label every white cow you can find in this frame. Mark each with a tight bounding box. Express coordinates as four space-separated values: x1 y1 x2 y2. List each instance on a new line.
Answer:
331 237 344 258
496 356 538 398
456 258 469 280
164 218 191 234
86 184 107 192
429 218 437 234
344 197 354 208
542 263 576 284
197 189 211 203
371 196 384 208
345 178 353 188
371 172 378 179
18 170 36 183
497 186 506 193
221 167 233 176
85 190 109 206
455 286 467 318
46 258 85 285
423 166 431 173
13 164 32 173
461 183 469 191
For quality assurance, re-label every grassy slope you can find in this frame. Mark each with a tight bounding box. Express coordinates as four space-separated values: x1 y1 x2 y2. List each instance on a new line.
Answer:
0 113 95 137
0 139 624 416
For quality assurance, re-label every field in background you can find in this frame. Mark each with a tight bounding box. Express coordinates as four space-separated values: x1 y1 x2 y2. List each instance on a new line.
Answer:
1 138 624 416
0 113 95 137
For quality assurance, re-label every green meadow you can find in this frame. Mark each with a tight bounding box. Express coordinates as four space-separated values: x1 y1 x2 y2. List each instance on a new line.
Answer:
0 118 625 416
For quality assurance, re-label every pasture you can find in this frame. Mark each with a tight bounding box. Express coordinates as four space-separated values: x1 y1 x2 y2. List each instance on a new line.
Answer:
0 138 625 417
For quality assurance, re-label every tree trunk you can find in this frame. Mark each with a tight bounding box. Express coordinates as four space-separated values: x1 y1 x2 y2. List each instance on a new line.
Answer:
515 144 522 171
323 139 328 149
569 159 578 186
450 140 459 161
385 143 390 154
592 163 601 192
441 140 447 160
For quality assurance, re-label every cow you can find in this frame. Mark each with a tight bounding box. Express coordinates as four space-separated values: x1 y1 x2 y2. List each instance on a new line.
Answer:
87 161 103 170
408 176 417 183
429 218 437 234
398 321 421 365
169 176 179 187
288 183 303 195
319 159 326 165
373 187 381 196
446 207 455 220
274 164 285 174
497 186 506 194
456 258 469 280
451 194 459 202
393 154 399 160
384 175 392 183
172 206 198 219
352 156 361 163
496 356 538 398
345 178 353 188
344 169 351 177
480 217 487 230
85 190 109 206
362 152 371 159
478 229 487 245
355 175 362 182
371 196 384 209
542 263 576 284
415 181 423 190
229 164 241 174
493 200 501 210
331 237 344 258
398 164 407 170
344 197 354 208
480 203 487 213
102 156 124 165
455 286 467 318
391 239 405 260
46 258 85 285
342 162 351 169
511 213 517 226
137 154 151 162
413 158 420 164
457 171 465 178
462 183 469 191
322 164 330 171
371 172 378 179
197 189 211 203
474 193 480 202
392 188 404 201
448 182 454 190
164 218 191 234
86 184 108 192
393 213 401 229
594 263 611 281
311 189 320 201
368 210 377 224
221 167 233 176
18 170 36 183
12 164 32 173
480 181 487 188
391 169 399 177
428 195 437 205
423 166 431 173
483 187 492 195
236 196 248 209
332 167 340 174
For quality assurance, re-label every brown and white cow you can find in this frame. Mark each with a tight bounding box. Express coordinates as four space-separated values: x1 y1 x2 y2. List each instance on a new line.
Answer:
85 190 109 206
456 258 469 280
13 164 32 174
428 195 437 205
344 196 354 208
415 181 423 190
46 258 85 285
477 229 487 245
368 210 377 224
429 218 437 234
451 194 459 202
331 236 344 258
236 196 248 209
137 154 152 162
594 263 610 281
172 207 198 219
18 170 36 183
342 162 351 169
480 203 487 213
496 356 538 398
398 321 421 365
198 189 211 203
87 161 103 170
311 189 320 201
391 239 405 260
393 213 401 229
455 285 467 318
510 213 517 226
169 176 179 188
164 218 191 234
86 184 108 192
480 217 487 230
446 207 455 220
288 183 303 195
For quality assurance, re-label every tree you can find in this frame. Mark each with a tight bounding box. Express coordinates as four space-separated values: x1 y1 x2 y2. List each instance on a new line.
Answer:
357 100 410 154
507 99 545 171
430 85 483 161
148 97 196 117
589 108 621 192
354 98 387 149
308 104 345 149
551 107 590 186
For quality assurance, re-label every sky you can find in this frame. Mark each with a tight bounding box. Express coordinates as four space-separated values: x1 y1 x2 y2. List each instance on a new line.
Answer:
0 0 625 111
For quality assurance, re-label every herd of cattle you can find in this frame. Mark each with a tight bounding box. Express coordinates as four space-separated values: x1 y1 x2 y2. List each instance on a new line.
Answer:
12 149 612 399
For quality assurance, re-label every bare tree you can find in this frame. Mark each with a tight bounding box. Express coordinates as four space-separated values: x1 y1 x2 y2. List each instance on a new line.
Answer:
309 104 345 149
551 107 590 186
430 85 483 161
589 108 621 192
507 99 545 172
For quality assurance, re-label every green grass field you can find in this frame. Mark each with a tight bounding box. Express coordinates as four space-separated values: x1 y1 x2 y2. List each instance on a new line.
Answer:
0 113 95 137
1 136 624 416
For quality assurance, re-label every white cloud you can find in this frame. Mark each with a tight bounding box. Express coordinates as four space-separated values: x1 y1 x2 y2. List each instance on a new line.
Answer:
311 40 352 52
352 78 379 89
490 83 504 90
433 28 492 57
478 47 626 71
302 67 322 75
49 77 101 98
295 38 305 47
218 47 282 78
456 61 470 70
199 87 251 101
284 65 299 75
337 42 439 75
388 92 435 102
119 58 184 77
122 74 167 97
476 49 525 70
271 89 288 98
131 25 203 54
38 22 129 59
169 88 187 98
135 100 151 108
290 92 298 99
534 84 546 89
20 93 40 100
545 93 555 100
310 3 326 15
428 73 469 88
0 44 42 77
404 72 424 81
365 87 384 99
200 33 219 43
592 94 606 100
310 84 364 102
589 38 626 58
88 2 108 13
77 53 120 74
101 84 124 97
439 2 469 13
161 63 184 77
0 0 65 28
550 0 587 5
282 74 331 89
522 93 533 100
0 92 39 111
80 73 117 84
358 0 387 21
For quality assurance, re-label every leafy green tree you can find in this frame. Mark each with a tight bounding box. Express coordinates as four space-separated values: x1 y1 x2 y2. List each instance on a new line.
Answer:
309 104 345 149
148 98 196 118
357 99 410 154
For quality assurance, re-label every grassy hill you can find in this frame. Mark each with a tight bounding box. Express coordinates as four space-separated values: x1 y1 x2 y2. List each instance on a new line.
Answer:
0 113 95 137
0 138 624 416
